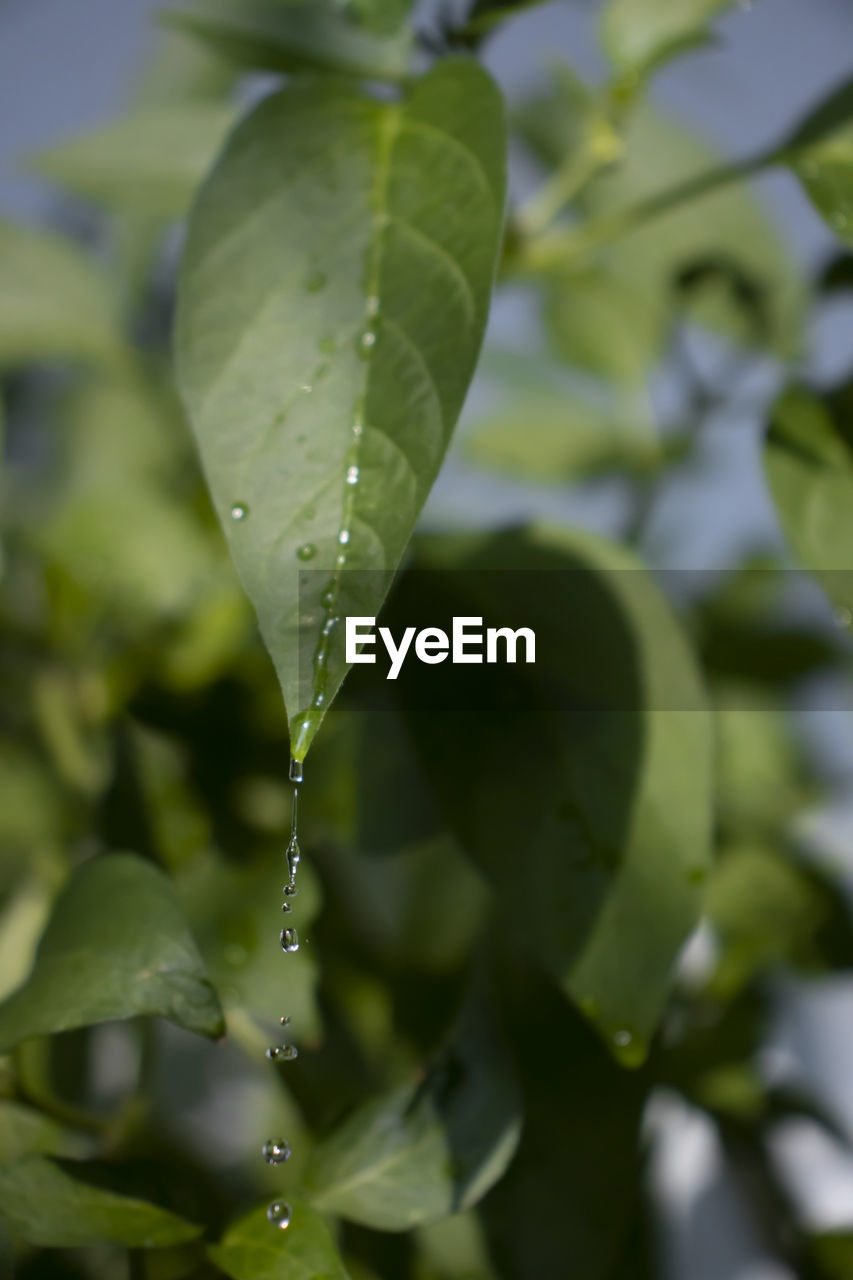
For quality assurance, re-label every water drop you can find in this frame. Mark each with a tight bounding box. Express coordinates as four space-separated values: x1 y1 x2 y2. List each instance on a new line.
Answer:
267 1201 292 1230
281 900 292 913
230 503 248 521
338 529 350 546
262 1139 291 1165
361 330 376 351
321 615 338 637
346 465 360 486
283 884 298 899
289 759 303 784
299 383 313 394
336 553 347 568
281 927 300 953
304 270 326 292
296 543 317 562
352 419 364 439
280 1015 291 1026
613 1030 631 1048
266 1043 298 1062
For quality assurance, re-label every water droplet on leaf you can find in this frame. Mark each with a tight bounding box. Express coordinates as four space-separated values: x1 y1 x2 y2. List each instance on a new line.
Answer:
296 543 316 562
230 504 248 521
346 465 360 486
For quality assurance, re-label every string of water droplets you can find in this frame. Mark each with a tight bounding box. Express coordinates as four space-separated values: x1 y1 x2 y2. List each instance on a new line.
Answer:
263 756 304 1232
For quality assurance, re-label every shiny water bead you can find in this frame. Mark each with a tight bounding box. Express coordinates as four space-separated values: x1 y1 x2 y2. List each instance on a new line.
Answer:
346 465 360 485
262 1138 291 1165
267 1200 292 1230
296 543 316 561
230 503 248 521
280 1015 291 1026
281 927 300 953
281 899 292 913
266 1043 298 1062
283 883 298 898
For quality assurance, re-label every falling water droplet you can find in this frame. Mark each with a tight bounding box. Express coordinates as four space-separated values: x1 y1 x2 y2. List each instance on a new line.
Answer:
346 465 360 486
281 927 300 953
230 503 248 521
296 543 317 562
266 1043 299 1062
281 900 292 913
262 1139 291 1165
304 270 326 292
267 1201 292 1230
283 883 298 899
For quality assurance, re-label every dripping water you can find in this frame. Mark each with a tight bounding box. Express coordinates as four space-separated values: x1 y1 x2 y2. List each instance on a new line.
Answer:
262 757 304 1231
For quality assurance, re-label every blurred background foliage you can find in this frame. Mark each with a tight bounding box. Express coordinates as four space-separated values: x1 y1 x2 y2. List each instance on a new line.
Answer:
1 1 853 1277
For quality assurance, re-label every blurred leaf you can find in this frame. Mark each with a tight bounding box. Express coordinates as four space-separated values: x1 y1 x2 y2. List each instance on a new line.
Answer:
764 384 853 617
545 266 667 386
600 0 735 77
33 374 224 637
705 843 841 998
176 61 506 761
789 125 853 244
32 104 237 219
819 252 853 294
178 850 322 1041
0 1156 201 1248
514 63 597 174
480 959 646 1280
0 853 224 1051
808 1231 853 1280
0 1101 93 1166
305 982 521 1229
163 0 412 80
414 1211 496 1280
0 222 127 372
714 688 808 839
694 560 840 687
209 1200 350 1280
579 104 802 357
397 527 712 1064
465 397 665 482
459 0 552 38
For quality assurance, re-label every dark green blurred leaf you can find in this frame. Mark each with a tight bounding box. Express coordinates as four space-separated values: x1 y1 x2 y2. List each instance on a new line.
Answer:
163 0 412 79
32 104 237 219
808 1231 853 1280
0 1156 201 1248
764 385 853 617
0 853 224 1050
0 222 127 372
210 1200 350 1279
397 527 711 1064
0 1101 93 1166
480 959 647 1280
459 0 552 39
305 982 521 1229
776 76 853 241
176 61 506 761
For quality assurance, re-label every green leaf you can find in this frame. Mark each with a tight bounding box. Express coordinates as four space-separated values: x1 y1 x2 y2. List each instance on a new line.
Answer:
304 982 521 1229
465 398 665 482
577 103 803 357
0 1101 92 1167
176 60 507 760
0 1156 201 1248
31 104 237 219
764 385 853 618
480 959 646 1280
396 527 712 1064
33 374 227 636
163 0 412 80
0 853 225 1051
209 1200 350 1280
600 0 736 77
460 0 553 38
0 222 127 371
544 266 667 387
780 78 853 244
